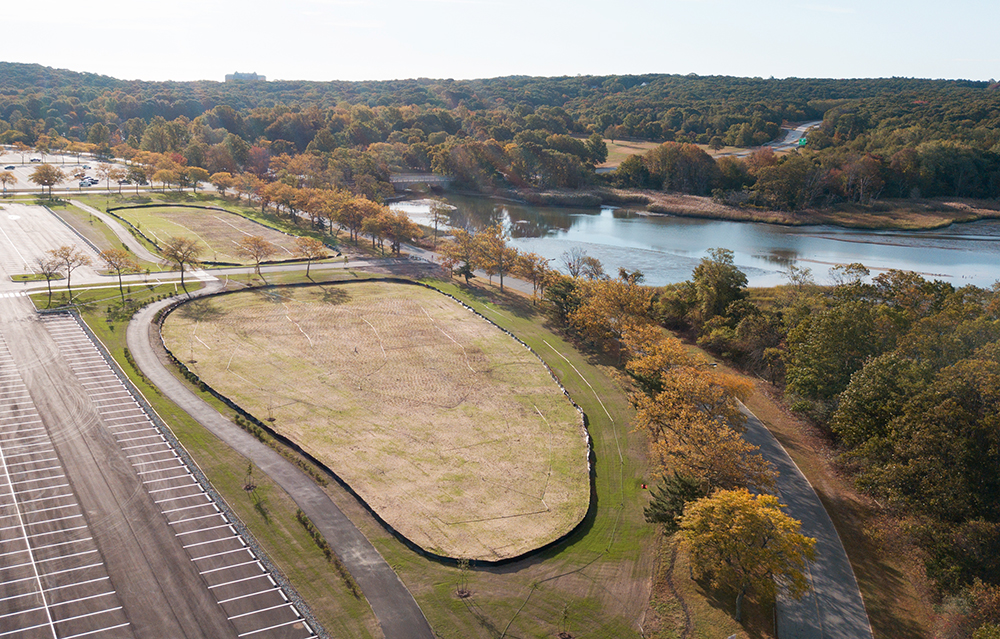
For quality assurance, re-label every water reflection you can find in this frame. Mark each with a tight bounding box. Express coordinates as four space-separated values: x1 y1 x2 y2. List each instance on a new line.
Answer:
391 195 1000 288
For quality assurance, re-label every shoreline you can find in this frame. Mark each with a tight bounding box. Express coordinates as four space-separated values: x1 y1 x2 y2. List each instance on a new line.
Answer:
437 187 1000 231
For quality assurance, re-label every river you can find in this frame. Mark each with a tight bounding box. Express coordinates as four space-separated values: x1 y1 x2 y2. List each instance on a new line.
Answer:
391 195 1000 288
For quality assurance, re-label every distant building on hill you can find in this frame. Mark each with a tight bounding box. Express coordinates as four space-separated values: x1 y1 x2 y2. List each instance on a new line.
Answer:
225 72 266 82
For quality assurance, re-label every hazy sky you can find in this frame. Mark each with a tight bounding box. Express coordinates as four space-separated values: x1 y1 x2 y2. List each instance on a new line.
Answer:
4 0 997 83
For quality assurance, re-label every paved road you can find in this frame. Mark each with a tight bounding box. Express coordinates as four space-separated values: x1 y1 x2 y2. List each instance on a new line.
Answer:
70 200 162 264
126 282 435 639
740 404 873 639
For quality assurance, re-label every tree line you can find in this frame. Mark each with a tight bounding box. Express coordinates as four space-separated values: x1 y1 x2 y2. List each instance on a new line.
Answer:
3 63 999 211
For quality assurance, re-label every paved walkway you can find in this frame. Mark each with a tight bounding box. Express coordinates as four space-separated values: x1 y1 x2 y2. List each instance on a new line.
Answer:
126 281 434 639
69 200 162 263
740 405 873 638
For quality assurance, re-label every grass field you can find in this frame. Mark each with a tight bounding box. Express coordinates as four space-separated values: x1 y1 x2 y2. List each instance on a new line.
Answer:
112 205 302 263
162 281 590 561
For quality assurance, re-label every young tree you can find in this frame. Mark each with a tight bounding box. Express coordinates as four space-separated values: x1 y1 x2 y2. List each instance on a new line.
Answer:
47 245 91 302
186 167 210 192
644 473 710 532
96 163 113 190
0 171 14 195
294 236 327 278
680 489 816 622
209 172 234 197
439 228 478 283
384 210 421 254
99 248 139 302
475 224 518 291
109 167 127 193
29 164 65 197
514 251 552 302
236 235 278 279
161 236 202 294
126 165 147 194
429 201 451 249
34 255 61 308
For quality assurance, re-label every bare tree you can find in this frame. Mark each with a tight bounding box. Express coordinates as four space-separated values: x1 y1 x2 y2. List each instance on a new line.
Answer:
161 236 203 295
47 246 91 302
34 256 61 308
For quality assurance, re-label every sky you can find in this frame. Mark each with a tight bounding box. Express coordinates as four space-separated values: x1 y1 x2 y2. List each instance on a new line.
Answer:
3 0 998 83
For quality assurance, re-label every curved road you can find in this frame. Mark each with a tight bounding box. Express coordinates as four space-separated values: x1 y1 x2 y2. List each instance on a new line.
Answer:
125 284 434 639
740 404 873 638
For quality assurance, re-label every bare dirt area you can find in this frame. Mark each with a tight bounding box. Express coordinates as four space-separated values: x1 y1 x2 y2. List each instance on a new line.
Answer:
113 206 301 263
161 281 590 561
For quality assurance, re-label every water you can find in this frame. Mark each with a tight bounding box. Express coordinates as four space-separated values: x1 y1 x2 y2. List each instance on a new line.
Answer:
391 196 1000 288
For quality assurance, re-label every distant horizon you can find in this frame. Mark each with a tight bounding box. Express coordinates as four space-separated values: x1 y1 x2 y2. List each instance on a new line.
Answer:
2 60 993 86
3 0 997 87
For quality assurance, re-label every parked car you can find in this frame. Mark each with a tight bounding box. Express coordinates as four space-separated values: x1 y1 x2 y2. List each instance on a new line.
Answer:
29 158 41 163
79 181 91 187
3 165 14 170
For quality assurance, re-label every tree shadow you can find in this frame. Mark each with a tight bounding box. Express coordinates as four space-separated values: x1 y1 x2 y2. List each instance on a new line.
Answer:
175 298 225 322
320 286 350 305
691 576 774 639
252 287 289 304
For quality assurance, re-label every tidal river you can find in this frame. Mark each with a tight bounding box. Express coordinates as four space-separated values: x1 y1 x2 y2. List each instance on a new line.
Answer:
392 195 1000 288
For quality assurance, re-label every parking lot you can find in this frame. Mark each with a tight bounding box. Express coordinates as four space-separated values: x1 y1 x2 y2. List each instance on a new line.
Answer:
0 330 134 639
41 313 316 639
0 149 123 192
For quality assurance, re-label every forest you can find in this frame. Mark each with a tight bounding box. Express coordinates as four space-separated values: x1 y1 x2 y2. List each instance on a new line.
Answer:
2 62 1000 211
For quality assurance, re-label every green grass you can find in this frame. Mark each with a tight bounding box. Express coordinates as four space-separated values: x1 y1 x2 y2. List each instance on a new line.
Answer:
11 273 62 282
27 284 380 638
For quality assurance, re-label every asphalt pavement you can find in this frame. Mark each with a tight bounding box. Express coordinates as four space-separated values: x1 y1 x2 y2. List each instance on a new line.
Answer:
740 404 873 638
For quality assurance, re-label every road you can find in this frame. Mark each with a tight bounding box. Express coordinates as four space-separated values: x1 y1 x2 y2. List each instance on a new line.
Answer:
740 405 873 638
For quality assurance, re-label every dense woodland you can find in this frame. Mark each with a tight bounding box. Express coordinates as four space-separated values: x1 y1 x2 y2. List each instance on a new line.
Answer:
3 63 1000 210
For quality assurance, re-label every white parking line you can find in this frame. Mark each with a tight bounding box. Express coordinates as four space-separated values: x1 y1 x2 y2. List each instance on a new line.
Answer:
60 621 131 639
52 605 123 625
0 434 57 638
227 601 296 620
192 547 252 562
218 588 277 604
176 523 235 537
200 559 261 576
237 618 311 638
184 536 243 551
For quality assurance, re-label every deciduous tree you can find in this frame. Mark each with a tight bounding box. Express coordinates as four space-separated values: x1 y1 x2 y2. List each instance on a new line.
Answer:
475 224 518 291
680 488 816 622
29 164 64 197
99 248 139 302
294 236 327 278
34 255 61 308
47 245 91 302
162 236 202 294
237 235 278 279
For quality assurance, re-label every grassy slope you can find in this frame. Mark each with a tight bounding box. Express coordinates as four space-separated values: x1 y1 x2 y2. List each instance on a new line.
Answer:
30 283 381 639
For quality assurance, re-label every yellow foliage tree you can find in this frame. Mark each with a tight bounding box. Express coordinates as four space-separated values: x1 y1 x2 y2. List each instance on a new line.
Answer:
624 324 773 490
680 488 816 621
